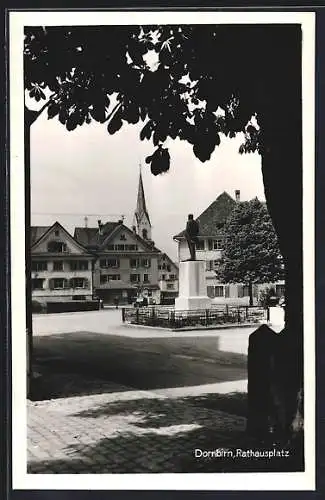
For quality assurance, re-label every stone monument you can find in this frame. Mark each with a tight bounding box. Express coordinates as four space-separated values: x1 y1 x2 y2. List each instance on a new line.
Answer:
175 214 212 311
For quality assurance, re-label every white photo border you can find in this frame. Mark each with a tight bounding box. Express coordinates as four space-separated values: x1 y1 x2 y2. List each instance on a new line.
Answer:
9 10 315 491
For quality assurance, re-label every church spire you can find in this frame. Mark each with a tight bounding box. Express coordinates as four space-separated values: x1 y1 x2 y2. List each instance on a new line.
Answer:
135 165 150 225
134 165 151 240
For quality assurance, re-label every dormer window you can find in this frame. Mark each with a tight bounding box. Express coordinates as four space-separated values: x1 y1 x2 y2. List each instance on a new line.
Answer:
47 240 67 253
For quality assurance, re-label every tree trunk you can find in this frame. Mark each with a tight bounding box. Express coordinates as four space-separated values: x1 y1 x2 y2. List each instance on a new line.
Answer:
258 25 303 443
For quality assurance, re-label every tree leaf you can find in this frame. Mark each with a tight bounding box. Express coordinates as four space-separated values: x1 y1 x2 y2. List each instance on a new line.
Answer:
107 114 123 134
90 104 106 123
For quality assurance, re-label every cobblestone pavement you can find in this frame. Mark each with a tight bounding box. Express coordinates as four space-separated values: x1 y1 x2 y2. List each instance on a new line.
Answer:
28 381 248 474
27 312 289 473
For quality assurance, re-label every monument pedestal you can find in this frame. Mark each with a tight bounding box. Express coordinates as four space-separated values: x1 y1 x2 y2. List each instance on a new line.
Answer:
175 260 211 311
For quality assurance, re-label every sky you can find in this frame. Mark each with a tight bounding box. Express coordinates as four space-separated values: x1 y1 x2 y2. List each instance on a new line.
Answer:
31 113 265 261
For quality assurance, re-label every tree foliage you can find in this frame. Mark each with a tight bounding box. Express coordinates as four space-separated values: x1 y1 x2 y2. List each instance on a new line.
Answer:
216 199 284 304
24 24 292 174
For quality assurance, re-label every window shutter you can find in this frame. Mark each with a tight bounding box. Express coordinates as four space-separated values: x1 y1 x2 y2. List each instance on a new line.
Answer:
64 279 70 289
84 278 89 289
48 279 54 290
225 285 230 298
207 286 214 298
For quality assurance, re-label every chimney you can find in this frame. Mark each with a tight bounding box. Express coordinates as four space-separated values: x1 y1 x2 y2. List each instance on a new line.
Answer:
235 190 240 202
118 219 123 224
97 219 103 234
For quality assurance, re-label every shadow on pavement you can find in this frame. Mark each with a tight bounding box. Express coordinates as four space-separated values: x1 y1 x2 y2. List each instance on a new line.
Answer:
31 331 247 400
28 392 303 474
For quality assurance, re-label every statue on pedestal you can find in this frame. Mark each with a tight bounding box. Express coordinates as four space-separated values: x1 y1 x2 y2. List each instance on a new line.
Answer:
185 214 199 261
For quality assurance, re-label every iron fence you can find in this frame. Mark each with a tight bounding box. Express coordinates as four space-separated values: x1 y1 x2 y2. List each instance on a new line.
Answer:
122 305 268 329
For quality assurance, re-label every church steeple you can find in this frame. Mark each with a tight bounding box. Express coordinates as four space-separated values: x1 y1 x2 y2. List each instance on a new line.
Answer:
134 165 152 240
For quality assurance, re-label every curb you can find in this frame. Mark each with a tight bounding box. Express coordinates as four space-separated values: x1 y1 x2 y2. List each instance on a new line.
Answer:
123 322 267 332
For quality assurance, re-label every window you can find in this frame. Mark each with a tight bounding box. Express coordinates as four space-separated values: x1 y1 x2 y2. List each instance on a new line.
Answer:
130 258 138 269
100 274 121 284
206 260 213 271
47 240 67 253
32 261 47 272
195 240 205 250
143 274 150 283
276 284 285 297
214 286 224 297
214 260 220 267
106 245 114 251
53 278 66 289
120 234 126 241
142 228 148 239
161 274 166 280
167 283 174 290
169 274 176 280
213 239 223 250
130 274 140 283
166 264 171 272
53 261 63 271
100 259 119 268
141 258 151 268
207 285 224 298
70 260 89 271
32 278 44 290
54 230 59 236
116 244 125 251
243 285 250 297
208 239 213 251
125 244 137 251
161 263 166 270
71 278 86 289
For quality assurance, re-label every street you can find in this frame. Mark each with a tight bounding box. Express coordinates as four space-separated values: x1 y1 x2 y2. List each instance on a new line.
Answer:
28 309 273 473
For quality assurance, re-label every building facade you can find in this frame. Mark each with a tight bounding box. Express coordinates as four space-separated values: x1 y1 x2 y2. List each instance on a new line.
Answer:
174 190 285 305
73 170 179 305
74 220 162 305
158 253 179 304
31 222 95 304
31 170 178 307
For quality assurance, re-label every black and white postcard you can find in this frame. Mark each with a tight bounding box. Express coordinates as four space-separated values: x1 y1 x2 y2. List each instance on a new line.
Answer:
9 9 315 491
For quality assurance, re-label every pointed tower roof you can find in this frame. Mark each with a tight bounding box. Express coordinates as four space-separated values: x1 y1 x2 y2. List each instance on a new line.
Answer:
134 167 151 225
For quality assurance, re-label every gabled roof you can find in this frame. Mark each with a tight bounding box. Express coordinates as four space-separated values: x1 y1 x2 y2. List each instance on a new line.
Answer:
174 191 237 239
74 222 161 253
31 226 50 246
158 252 179 271
74 222 120 248
31 221 94 255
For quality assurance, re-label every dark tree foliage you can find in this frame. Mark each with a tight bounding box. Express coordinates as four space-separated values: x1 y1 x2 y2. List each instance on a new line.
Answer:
24 24 303 437
216 199 284 306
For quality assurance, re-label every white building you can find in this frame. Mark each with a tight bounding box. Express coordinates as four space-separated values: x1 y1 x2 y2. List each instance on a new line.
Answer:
31 221 95 304
173 190 285 305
